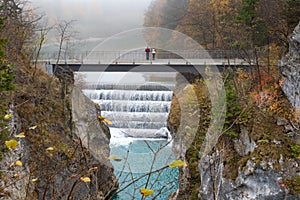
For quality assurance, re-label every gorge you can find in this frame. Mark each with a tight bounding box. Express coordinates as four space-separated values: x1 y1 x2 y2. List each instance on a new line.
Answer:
80 72 179 199
0 0 300 199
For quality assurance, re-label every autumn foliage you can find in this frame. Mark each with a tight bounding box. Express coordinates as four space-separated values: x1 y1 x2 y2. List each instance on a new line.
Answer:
145 0 291 50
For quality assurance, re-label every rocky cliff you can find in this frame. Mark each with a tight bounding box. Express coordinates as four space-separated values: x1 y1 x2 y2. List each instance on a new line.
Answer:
168 43 300 199
71 86 118 197
72 87 111 163
0 67 117 199
281 22 300 118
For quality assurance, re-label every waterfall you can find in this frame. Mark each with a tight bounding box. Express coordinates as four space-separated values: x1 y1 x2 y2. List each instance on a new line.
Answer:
83 83 173 141
81 79 178 200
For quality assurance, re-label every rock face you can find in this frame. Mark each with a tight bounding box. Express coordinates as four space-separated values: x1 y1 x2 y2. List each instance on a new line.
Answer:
220 162 287 200
197 127 285 200
71 86 118 199
199 157 300 200
0 69 117 200
280 22 300 114
72 87 111 161
0 105 31 199
233 126 256 156
198 151 223 200
168 45 300 199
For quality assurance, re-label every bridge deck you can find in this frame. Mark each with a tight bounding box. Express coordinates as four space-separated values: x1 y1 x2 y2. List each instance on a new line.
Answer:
48 58 249 73
44 58 247 65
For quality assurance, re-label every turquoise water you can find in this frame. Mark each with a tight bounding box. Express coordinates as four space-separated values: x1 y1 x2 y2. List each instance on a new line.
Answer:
79 73 178 199
110 140 178 200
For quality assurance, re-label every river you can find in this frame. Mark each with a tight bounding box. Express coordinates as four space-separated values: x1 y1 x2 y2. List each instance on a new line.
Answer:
79 71 179 199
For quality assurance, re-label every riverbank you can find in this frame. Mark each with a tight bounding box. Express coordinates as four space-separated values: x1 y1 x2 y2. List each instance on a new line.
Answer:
167 46 300 200
0 62 118 199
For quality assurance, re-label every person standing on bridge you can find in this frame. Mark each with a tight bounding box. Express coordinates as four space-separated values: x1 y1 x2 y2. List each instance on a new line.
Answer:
152 48 156 60
145 46 150 60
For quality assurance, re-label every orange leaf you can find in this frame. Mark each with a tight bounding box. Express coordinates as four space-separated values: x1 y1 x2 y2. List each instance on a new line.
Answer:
70 174 78 178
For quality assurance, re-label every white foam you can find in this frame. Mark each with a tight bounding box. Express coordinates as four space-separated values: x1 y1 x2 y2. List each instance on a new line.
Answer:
109 128 168 147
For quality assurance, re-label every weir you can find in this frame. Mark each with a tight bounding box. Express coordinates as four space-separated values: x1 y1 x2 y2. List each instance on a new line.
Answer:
81 74 179 199
83 83 173 138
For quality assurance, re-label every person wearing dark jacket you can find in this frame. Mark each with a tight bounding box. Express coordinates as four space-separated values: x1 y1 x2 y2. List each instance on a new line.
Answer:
145 47 150 60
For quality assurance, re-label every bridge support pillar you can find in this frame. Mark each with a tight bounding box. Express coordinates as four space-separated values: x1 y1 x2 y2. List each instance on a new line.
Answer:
45 63 53 75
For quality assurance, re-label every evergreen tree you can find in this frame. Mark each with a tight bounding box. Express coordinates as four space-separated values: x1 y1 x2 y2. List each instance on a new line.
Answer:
282 0 300 31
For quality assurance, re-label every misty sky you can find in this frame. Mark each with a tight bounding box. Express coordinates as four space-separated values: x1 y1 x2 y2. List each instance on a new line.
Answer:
31 0 152 39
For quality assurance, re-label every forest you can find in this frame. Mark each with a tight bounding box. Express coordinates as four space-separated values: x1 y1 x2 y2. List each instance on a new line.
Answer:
145 0 299 50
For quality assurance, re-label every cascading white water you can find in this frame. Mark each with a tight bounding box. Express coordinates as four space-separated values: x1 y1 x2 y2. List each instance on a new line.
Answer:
83 84 173 139
81 80 178 200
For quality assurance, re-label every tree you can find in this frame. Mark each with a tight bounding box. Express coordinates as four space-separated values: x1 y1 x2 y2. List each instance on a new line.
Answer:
282 0 300 32
144 0 188 29
55 20 76 66
234 0 266 90
0 17 6 59
0 12 13 161
0 0 39 62
31 21 53 77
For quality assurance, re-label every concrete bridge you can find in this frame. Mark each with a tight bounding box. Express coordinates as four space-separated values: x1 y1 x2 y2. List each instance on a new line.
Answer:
41 50 249 73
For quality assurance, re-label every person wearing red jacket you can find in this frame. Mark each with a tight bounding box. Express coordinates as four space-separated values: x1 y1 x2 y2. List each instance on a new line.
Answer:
145 47 150 60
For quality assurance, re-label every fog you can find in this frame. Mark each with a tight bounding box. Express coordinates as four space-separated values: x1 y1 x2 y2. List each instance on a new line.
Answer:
31 0 152 39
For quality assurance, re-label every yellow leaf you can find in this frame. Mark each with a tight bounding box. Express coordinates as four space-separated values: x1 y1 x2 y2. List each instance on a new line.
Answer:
15 160 22 167
98 116 112 125
88 167 98 173
32 178 38 182
168 160 187 168
98 116 105 120
15 132 25 138
5 139 18 149
10 162 15 168
108 154 122 162
140 188 154 196
80 177 91 182
103 118 112 125
13 173 19 178
29 125 37 130
4 113 12 120
46 147 54 151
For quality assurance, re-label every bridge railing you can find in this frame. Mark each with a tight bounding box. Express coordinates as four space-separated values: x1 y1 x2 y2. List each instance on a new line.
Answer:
38 50 244 64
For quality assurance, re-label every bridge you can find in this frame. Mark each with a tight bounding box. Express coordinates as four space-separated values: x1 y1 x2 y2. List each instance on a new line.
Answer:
40 50 249 73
